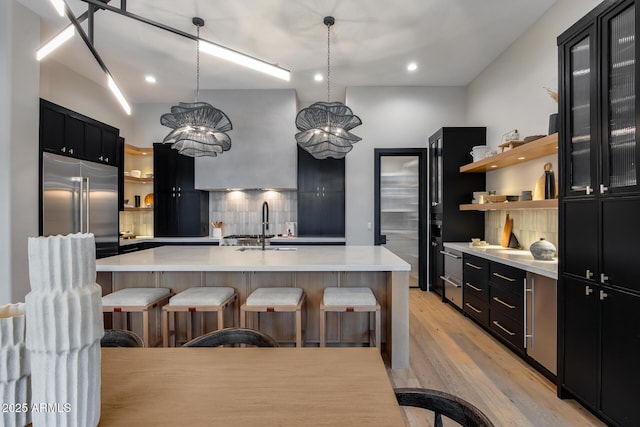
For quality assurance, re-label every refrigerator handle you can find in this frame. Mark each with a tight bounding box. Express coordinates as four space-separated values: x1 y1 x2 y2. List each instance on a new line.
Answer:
84 177 90 233
78 177 84 233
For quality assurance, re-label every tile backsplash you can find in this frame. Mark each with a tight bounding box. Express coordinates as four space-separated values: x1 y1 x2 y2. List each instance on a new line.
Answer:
209 190 297 236
485 209 558 250
119 210 153 237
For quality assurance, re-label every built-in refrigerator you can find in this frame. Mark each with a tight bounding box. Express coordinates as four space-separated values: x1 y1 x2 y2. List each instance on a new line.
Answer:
41 152 119 258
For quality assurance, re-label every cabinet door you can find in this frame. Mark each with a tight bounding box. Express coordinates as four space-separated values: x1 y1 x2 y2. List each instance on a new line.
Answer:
601 198 640 292
297 146 345 192
601 2 640 195
64 115 85 158
176 191 207 237
40 103 66 152
154 192 176 237
84 122 102 163
297 192 323 236
562 28 597 197
562 199 599 280
153 144 177 193
430 238 444 296
561 277 598 408
600 287 640 427
175 151 196 192
101 128 118 165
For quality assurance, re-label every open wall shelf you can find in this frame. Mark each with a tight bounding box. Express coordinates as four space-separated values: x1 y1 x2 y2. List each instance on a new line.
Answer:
459 199 558 211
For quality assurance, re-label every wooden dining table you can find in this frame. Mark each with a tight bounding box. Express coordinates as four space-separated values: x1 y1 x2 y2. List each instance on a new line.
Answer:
99 347 406 426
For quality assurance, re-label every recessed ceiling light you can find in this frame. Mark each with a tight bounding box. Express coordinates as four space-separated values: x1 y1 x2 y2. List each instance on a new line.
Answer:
407 62 418 72
145 75 157 84
314 73 323 82
517 156 526 160
490 165 497 168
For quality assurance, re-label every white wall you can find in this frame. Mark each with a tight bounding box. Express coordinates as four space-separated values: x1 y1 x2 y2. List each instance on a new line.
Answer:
0 1 40 304
345 86 467 244
466 0 601 195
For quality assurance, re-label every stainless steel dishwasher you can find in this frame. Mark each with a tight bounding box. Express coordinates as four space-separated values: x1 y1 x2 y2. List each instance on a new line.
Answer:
525 272 557 375
440 248 463 309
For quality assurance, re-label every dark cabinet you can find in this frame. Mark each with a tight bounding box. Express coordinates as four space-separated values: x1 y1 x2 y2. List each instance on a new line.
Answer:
428 127 485 296
153 144 208 237
40 99 121 166
558 2 640 424
462 254 489 326
488 262 525 354
297 146 345 236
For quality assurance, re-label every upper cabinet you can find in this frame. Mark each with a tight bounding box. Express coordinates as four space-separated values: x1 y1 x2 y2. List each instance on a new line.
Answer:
559 0 640 197
40 99 122 167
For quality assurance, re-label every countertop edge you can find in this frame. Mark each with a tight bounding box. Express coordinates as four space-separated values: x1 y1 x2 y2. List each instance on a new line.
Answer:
443 242 558 280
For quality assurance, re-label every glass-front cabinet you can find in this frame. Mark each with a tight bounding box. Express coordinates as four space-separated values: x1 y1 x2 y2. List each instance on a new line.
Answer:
561 0 640 197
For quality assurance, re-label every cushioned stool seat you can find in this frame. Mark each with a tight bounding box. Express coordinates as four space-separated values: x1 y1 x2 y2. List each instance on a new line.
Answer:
320 287 380 350
241 287 305 347
102 288 173 347
162 287 238 347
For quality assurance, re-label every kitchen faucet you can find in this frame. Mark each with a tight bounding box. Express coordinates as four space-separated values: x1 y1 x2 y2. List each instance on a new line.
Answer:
261 201 269 250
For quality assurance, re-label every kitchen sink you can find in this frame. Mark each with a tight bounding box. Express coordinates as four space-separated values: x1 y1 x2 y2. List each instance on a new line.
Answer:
236 246 297 251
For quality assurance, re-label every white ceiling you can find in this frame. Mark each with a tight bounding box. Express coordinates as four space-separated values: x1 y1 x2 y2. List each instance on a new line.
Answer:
18 0 556 105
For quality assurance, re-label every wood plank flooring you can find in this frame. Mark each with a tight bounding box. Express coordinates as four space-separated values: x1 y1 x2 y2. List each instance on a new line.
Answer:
388 289 605 426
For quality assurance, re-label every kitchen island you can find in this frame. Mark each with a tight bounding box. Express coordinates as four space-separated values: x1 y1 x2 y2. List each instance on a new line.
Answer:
96 245 410 368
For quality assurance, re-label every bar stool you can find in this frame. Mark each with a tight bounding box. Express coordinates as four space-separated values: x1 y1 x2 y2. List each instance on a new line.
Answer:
162 287 238 347
102 288 173 347
241 287 305 347
320 287 380 350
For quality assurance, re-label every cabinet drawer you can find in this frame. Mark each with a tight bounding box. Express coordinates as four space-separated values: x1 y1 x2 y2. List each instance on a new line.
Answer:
490 283 524 323
464 255 489 290
463 293 489 327
464 279 489 304
490 308 524 353
490 262 525 294
442 248 463 283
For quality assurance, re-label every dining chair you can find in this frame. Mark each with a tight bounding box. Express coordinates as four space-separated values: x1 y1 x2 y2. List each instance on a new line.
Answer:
182 327 280 347
394 388 494 427
100 329 144 348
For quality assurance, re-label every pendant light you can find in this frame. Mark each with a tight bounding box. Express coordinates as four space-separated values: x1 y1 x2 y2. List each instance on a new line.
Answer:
295 16 363 160
160 17 233 157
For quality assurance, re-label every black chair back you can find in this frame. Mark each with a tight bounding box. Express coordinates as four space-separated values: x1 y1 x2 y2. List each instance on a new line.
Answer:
395 388 494 427
101 329 144 348
183 327 279 348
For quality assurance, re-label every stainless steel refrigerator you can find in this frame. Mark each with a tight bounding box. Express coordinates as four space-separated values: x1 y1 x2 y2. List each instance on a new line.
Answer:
41 152 119 258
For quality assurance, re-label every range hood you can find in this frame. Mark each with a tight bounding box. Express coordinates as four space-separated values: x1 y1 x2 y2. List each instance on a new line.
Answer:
194 89 297 190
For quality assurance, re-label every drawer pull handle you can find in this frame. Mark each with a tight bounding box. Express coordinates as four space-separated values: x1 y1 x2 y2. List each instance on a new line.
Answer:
465 303 482 313
440 250 461 259
492 320 516 336
465 282 482 292
493 272 516 282
440 275 462 288
492 296 516 309
465 262 482 270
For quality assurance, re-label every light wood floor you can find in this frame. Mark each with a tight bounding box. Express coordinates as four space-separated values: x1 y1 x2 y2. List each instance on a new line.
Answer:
388 289 605 427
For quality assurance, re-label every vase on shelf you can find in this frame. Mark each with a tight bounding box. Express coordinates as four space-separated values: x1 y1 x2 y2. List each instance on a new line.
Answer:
530 238 557 260
0 303 30 427
25 233 103 427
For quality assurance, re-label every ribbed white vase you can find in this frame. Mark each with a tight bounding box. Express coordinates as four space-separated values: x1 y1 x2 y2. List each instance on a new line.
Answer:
0 303 31 427
25 233 103 427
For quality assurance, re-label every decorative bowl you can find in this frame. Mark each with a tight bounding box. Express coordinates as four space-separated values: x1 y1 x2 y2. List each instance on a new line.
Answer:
530 238 556 260
485 195 507 203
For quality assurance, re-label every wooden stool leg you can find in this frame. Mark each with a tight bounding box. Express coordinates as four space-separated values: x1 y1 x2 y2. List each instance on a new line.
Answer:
162 309 169 347
375 308 381 350
170 311 176 347
319 307 326 348
240 306 246 328
186 312 193 342
296 308 302 348
218 309 224 330
142 310 150 348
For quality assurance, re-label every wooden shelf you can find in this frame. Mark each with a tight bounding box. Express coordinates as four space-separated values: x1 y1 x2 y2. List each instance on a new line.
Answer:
124 144 152 156
460 133 558 173
124 176 153 184
123 207 154 212
459 199 558 211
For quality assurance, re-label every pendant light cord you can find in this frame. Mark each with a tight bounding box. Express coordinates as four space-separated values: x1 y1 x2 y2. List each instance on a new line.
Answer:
196 25 200 102
327 22 331 102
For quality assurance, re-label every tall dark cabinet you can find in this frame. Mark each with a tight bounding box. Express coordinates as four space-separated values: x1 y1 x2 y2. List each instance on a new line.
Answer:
153 143 209 237
428 127 486 296
297 146 345 236
558 1 640 426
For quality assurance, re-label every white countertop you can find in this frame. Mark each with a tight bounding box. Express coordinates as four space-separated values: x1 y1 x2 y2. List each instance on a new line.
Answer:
443 242 558 280
119 236 346 246
98 245 410 272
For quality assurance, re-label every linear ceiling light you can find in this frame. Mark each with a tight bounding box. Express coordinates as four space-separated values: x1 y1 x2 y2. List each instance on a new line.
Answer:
199 41 290 81
49 0 66 16
36 25 75 61
107 74 131 115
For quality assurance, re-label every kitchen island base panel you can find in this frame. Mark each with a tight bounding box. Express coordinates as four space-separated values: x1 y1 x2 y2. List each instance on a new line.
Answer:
99 270 405 364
